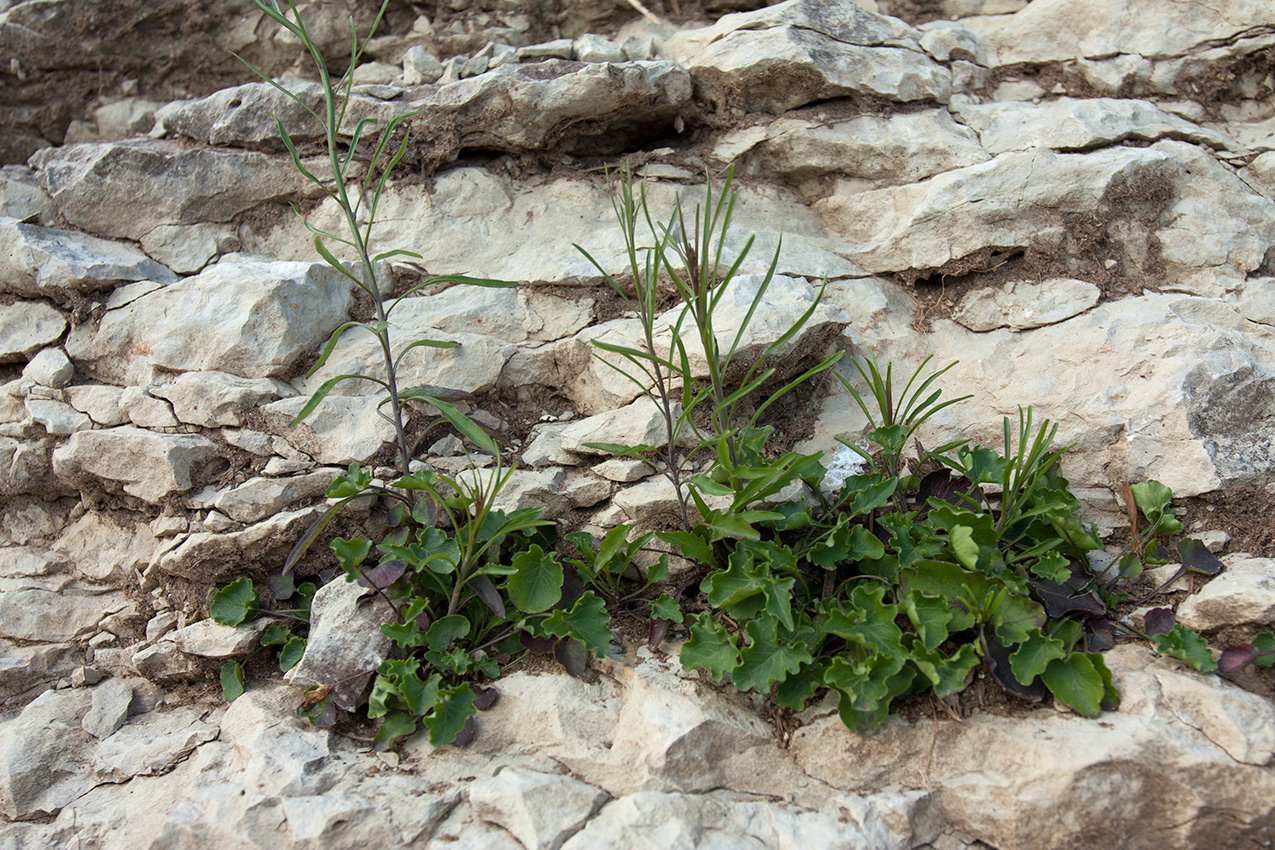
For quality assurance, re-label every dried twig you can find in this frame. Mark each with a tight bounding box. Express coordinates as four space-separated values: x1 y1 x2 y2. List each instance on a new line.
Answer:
621 0 667 26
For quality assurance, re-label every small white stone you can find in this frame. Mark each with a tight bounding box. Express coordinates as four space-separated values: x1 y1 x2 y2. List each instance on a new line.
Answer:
22 348 74 388
150 515 188 537
202 511 237 533
574 34 627 64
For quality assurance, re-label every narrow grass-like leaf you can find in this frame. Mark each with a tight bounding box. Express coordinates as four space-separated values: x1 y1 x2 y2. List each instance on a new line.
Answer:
306 321 368 379
422 397 498 456
283 496 362 574
391 337 460 372
313 237 364 286
273 118 326 188
290 373 388 426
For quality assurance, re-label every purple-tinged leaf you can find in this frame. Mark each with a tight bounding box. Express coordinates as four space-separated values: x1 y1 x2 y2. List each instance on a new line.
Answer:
553 638 591 679
918 469 975 507
266 571 296 601
648 618 670 650
357 559 408 590
520 632 556 654
1061 557 1096 591
559 564 585 610
299 690 337 728
472 684 500 711
1218 644 1258 673
1143 607 1175 635
1084 617 1115 652
1177 538 1224 577
471 575 505 618
985 631 1046 702
451 715 478 748
1029 579 1106 619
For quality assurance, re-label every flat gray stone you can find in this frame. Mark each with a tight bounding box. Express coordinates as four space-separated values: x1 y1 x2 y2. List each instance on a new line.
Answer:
53 427 225 503
0 301 66 362
0 219 176 298
21 347 73 387
668 0 949 113
151 371 292 428
468 768 609 850
953 278 1101 332
0 688 95 819
81 678 134 739
285 579 395 712
29 141 313 241
70 257 354 385
169 618 270 659
1178 556 1275 632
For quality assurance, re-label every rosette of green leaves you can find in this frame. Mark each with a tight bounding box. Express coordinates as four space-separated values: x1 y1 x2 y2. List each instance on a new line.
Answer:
337 437 612 749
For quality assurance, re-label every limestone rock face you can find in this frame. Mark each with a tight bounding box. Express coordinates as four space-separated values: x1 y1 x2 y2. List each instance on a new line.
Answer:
963 0 1275 67
0 688 95 819
285 579 396 712
1177 556 1275 631
4 1 1275 848
790 645 1275 850
811 293 1275 498
953 278 1102 332
668 0 951 113
0 302 66 362
714 109 990 189
51 427 226 503
951 98 1234 155
29 141 314 241
0 220 176 299
69 258 354 385
161 59 692 156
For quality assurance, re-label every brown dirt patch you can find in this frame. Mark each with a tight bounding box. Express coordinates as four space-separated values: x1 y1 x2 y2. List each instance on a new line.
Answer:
876 0 948 26
1178 483 1275 559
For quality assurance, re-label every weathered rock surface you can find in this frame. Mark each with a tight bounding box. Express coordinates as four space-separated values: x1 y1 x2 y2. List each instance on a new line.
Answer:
162 59 692 156
150 371 294 428
812 291 1275 498
951 97 1234 155
0 644 1270 850
29 141 315 241
0 301 66 362
3 1 1275 848
155 506 325 583
953 278 1101 332
963 0 1275 67
0 583 127 642
248 169 865 286
714 109 990 190
1177 555 1275 631
791 644 1275 849
0 219 177 299
69 257 354 385
52 427 226 503
285 578 396 712
668 0 951 113
0 688 95 819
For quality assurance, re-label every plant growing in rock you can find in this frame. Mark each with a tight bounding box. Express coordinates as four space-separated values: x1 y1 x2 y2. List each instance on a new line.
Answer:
211 575 318 700
1219 632 1275 673
340 431 612 749
238 0 515 565
215 427 613 747
575 165 842 540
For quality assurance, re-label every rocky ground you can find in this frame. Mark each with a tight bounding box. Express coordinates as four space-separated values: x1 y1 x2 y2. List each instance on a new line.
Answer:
2 0 1275 847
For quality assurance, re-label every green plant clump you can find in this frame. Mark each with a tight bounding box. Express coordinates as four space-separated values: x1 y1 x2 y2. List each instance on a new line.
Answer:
211 6 1237 743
